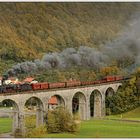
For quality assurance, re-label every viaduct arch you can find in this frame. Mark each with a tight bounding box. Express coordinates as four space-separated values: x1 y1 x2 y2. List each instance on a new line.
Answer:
0 82 122 135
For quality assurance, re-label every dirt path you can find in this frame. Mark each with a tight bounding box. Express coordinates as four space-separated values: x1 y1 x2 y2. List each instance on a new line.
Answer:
0 132 14 138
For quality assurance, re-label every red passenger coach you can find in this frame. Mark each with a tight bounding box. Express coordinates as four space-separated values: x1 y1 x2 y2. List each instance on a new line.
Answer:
94 80 102 84
66 81 81 87
31 83 41 90
115 76 123 81
104 76 115 82
81 81 93 86
40 83 49 90
100 80 107 83
0 75 128 95
49 82 66 89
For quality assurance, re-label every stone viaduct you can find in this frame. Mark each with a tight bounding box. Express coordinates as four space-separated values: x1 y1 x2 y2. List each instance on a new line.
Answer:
0 82 122 135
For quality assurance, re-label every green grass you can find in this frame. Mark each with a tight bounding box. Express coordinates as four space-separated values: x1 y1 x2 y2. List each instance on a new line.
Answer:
41 119 140 138
1 107 140 138
0 118 12 134
106 107 140 120
1 118 140 138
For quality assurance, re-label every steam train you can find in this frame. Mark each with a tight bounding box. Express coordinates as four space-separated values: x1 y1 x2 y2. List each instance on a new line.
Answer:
0 75 129 94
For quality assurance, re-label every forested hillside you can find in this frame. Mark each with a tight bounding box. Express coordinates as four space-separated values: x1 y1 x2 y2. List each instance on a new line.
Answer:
0 3 139 79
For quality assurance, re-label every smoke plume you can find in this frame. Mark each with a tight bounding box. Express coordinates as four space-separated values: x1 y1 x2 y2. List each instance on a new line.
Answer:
5 12 140 77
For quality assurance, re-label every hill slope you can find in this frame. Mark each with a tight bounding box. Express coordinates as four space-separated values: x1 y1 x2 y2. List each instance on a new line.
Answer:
107 107 140 120
0 3 139 74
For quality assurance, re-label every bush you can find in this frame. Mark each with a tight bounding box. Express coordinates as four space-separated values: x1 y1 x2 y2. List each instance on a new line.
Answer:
25 125 47 138
73 112 81 121
47 107 80 133
14 128 23 138
47 109 60 133
25 115 36 129
106 108 111 115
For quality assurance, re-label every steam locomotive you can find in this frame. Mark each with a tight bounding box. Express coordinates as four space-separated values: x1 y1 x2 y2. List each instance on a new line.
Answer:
0 75 129 95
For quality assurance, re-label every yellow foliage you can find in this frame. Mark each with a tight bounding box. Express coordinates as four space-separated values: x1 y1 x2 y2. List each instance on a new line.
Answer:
129 76 136 87
25 125 47 138
25 115 36 129
100 66 120 76
0 3 139 75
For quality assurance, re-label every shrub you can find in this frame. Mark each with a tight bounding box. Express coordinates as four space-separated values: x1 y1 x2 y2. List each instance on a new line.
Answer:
14 128 23 138
25 115 36 129
47 107 80 133
73 112 81 121
47 109 61 133
25 125 47 138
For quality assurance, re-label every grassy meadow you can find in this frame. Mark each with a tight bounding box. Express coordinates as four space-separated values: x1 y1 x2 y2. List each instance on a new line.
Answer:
1 118 140 138
1 107 140 138
43 107 140 138
106 107 140 120
41 119 140 138
0 118 12 134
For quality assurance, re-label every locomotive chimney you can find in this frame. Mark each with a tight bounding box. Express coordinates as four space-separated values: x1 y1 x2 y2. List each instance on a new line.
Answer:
2 74 8 85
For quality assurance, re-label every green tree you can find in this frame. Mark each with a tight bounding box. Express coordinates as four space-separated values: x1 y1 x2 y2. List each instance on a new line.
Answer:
47 107 80 133
109 76 139 114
